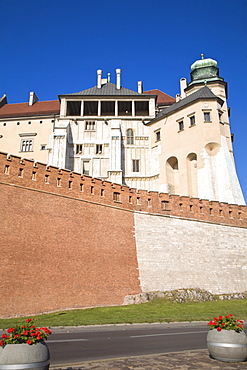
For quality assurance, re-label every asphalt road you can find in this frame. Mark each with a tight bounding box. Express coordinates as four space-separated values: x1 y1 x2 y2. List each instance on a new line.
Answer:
47 322 208 366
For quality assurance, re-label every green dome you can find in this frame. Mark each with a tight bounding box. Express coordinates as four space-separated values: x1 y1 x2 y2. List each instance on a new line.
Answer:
191 55 217 71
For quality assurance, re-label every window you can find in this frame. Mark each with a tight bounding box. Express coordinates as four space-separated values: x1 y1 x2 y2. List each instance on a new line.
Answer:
118 101 132 116
41 145 46 150
126 129 134 144
76 144 83 154
84 101 98 116
101 101 115 116
132 159 140 172
204 112 211 122
96 144 103 154
190 115 196 126
85 121 95 131
44 175 49 183
21 139 33 152
178 121 184 131
155 130 161 141
82 161 90 175
135 101 149 116
66 101 81 116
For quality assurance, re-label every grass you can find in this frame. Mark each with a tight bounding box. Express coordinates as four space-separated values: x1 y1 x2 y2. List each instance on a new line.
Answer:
0 299 247 329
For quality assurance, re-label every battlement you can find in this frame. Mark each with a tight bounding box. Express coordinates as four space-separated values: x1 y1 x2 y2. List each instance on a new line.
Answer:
0 151 246 227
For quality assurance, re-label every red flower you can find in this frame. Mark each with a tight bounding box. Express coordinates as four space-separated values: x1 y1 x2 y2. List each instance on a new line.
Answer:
14 334 20 339
26 340 32 345
7 328 14 333
225 315 229 318
2 334 8 339
22 330 29 336
0 340 4 347
217 327 222 331
219 316 223 320
221 323 225 327
229 314 233 316
26 319 32 323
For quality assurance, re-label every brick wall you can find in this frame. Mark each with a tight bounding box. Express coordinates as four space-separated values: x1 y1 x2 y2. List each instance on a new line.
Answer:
0 154 141 318
0 151 246 317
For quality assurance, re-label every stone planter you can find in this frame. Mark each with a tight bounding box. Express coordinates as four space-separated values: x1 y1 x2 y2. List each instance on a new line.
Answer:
0 341 50 370
207 329 247 362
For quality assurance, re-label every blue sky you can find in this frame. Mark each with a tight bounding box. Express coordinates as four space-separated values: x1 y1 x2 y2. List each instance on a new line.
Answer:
0 0 246 201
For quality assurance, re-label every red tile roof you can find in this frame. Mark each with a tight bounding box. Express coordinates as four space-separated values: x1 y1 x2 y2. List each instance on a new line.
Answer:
143 89 175 106
0 100 60 118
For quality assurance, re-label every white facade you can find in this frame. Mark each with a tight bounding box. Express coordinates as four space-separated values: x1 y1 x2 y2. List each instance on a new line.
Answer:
0 58 245 205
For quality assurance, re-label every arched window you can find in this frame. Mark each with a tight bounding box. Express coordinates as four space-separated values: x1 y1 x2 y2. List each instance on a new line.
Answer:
126 129 134 145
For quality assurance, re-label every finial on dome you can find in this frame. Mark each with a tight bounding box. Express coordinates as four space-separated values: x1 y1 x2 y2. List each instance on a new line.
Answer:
201 53 204 59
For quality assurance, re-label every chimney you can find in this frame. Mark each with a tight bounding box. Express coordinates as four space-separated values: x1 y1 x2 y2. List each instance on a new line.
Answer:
97 69 102 89
116 68 121 89
137 81 143 94
180 78 187 99
29 92 38 106
0 94 8 108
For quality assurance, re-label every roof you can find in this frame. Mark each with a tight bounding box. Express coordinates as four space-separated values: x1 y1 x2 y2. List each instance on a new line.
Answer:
0 100 60 118
147 86 222 124
143 89 175 106
61 82 155 97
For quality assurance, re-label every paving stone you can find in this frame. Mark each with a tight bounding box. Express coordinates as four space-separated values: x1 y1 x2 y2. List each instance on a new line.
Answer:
51 349 247 369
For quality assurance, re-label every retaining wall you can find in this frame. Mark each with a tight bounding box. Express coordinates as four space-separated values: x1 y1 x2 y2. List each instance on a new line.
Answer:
0 152 246 317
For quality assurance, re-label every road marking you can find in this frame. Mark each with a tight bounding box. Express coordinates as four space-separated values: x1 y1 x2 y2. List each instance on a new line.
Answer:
130 330 208 338
48 339 89 343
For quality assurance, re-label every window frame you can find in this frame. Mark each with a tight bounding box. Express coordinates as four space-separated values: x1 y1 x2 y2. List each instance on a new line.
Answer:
126 128 134 145
204 112 211 122
20 139 33 152
85 121 96 131
132 159 140 172
178 120 184 131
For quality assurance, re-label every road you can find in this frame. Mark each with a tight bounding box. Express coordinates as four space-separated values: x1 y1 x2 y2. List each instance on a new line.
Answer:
47 322 208 365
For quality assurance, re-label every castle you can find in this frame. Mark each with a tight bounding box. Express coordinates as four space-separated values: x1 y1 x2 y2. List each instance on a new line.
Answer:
0 55 245 205
0 57 246 318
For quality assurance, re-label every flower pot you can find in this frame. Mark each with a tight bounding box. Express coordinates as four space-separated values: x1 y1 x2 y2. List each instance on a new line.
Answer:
207 329 247 362
0 341 50 370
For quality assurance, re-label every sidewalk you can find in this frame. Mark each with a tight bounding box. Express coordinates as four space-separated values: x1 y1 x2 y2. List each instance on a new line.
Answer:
50 349 247 369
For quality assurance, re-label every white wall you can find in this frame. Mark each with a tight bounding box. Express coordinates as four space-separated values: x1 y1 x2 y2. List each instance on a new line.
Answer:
134 212 247 294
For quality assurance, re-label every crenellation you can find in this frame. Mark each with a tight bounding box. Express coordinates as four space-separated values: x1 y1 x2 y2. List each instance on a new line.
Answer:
0 151 246 227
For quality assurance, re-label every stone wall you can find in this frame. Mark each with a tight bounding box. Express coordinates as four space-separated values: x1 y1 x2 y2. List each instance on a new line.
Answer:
134 212 247 294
